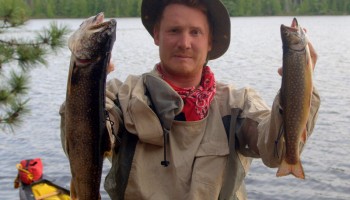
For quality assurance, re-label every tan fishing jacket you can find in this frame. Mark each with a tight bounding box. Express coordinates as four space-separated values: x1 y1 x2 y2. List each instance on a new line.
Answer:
60 68 320 200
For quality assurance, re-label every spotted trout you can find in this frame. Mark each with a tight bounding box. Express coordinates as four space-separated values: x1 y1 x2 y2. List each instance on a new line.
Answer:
276 18 313 179
65 13 116 199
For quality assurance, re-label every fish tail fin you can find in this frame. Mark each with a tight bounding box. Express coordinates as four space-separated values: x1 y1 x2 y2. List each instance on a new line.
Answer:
276 159 305 179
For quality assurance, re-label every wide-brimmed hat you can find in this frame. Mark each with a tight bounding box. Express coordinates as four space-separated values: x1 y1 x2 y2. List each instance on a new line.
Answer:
141 0 231 60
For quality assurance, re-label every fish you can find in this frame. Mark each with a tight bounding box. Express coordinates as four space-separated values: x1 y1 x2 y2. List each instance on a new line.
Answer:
276 18 313 179
65 12 116 199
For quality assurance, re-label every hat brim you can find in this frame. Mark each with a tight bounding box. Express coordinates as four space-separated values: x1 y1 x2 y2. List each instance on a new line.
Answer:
141 0 231 60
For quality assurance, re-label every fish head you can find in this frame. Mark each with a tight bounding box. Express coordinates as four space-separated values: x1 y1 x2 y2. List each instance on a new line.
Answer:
68 12 116 61
280 18 307 52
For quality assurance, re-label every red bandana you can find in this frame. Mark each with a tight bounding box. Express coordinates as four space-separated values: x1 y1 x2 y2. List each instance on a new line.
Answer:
157 64 216 121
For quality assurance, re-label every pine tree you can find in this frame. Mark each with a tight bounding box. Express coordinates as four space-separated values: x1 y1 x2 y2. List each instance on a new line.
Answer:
0 0 69 133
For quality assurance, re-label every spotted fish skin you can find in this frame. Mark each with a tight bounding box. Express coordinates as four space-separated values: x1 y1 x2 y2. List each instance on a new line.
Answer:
276 18 313 179
65 13 116 199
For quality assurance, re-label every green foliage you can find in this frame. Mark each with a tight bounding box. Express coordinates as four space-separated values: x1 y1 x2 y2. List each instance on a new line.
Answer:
38 22 69 50
16 0 142 18
2 0 347 18
0 0 28 27
0 0 69 133
16 45 47 68
221 0 349 16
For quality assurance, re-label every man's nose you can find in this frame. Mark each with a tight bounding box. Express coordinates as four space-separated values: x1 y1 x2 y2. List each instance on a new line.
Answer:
177 33 191 49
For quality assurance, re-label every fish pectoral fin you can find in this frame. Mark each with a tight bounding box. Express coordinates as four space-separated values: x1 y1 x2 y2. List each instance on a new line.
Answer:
103 150 113 159
301 128 307 144
70 179 78 200
305 43 313 70
278 105 284 115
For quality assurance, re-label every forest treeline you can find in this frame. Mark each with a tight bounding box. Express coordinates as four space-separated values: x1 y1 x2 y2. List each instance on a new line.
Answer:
17 0 350 18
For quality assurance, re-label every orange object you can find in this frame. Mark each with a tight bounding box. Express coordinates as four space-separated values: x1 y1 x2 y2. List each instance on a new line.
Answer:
16 158 43 185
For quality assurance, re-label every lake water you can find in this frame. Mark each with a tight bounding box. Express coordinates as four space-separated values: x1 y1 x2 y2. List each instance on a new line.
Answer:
1 16 350 200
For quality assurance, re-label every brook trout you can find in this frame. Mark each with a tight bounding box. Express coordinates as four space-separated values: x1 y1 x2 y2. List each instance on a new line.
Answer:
276 18 313 179
65 13 116 199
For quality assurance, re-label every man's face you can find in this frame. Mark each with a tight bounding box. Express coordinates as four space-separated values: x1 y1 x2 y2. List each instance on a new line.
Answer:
153 4 212 81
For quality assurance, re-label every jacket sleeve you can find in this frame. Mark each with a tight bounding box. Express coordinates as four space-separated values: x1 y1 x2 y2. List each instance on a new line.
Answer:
256 87 321 167
104 79 124 160
59 78 124 159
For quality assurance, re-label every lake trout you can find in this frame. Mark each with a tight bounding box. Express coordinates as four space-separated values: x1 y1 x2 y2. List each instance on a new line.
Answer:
65 13 116 199
276 18 313 179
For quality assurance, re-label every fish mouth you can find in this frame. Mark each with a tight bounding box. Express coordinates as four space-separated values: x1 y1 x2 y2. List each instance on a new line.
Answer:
90 12 116 31
281 18 299 32
291 18 298 28
280 18 306 51
68 12 116 61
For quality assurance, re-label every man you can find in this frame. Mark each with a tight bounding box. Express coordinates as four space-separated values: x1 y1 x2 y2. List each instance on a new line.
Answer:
61 0 320 199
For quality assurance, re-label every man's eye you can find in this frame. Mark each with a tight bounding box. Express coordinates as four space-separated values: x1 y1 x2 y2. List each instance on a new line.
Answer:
191 30 201 36
170 28 179 33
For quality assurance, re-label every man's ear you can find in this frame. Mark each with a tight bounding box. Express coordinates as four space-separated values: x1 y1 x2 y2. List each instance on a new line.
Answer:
153 26 160 46
208 34 213 52
208 41 212 52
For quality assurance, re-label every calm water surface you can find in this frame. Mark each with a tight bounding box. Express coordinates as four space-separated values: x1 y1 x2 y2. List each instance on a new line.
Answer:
1 16 349 200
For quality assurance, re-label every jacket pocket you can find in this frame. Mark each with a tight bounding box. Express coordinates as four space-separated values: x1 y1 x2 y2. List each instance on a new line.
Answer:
190 142 229 199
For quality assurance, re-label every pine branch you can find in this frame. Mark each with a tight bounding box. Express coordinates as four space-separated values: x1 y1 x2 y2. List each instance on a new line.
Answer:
0 1 68 133
0 71 29 104
0 0 28 28
16 44 47 68
0 22 70 48
8 70 29 94
0 98 29 133
0 89 10 103
0 43 15 68
0 38 49 47
0 70 29 133
0 23 69 70
37 22 70 50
